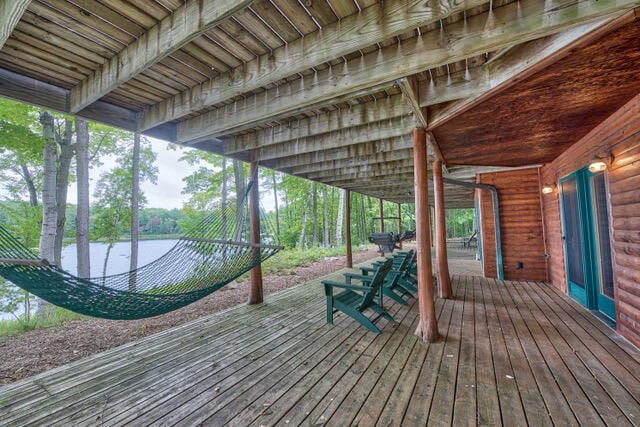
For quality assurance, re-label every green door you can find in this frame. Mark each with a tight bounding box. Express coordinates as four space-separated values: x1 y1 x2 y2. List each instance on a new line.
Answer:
559 169 615 321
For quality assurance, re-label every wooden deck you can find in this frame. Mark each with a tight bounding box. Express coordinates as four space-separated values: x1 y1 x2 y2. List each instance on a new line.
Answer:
1 269 639 426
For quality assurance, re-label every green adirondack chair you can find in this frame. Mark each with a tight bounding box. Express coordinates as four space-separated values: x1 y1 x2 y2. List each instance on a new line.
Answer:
360 250 417 300
322 258 394 333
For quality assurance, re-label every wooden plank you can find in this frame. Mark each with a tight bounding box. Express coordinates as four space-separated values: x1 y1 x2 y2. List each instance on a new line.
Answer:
508 281 600 425
452 276 478 427
0 0 29 49
2 290 322 425
169 0 640 141
426 14 628 127
223 94 410 154
69 0 256 113
426 275 466 424
402 279 457 423
140 0 489 131
268 136 414 171
522 282 637 424
251 296 411 426
227 117 414 160
478 276 528 425
487 279 553 426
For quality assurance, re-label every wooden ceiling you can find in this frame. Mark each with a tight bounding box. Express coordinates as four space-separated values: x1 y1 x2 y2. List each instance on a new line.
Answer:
1 1 639 207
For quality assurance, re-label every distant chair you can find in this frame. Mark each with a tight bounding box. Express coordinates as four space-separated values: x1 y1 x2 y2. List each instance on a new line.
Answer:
322 258 394 333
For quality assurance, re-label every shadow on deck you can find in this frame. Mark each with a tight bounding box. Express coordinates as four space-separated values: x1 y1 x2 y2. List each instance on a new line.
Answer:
1 262 639 426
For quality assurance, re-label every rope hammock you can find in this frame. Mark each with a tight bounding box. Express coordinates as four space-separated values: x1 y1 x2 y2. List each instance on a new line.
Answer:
0 180 282 320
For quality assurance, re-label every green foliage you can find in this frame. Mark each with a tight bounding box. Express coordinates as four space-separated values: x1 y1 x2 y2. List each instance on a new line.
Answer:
92 136 158 243
446 208 475 238
0 306 83 337
260 245 352 275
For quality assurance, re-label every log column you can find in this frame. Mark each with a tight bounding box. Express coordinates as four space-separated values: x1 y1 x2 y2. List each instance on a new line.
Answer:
248 161 263 304
433 158 452 298
346 189 353 268
378 198 385 255
413 128 439 342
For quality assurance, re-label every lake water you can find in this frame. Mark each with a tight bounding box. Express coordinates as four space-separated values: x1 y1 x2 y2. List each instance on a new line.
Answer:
61 239 179 277
1 240 178 320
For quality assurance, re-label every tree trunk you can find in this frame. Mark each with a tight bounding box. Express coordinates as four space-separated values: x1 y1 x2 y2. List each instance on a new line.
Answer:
103 242 114 278
272 171 280 241
298 187 312 248
221 157 228 239
75 118 90 278
37 111 58 318
322 185 329 247
19 164 38 207
336 189 345 246
129 132 141 291
54 118 74 267
312 182 318 246
233 159 246 240
360 194 367 243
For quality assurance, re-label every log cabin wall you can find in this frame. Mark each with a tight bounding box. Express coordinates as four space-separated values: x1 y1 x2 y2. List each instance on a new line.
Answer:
477 168 547 281
540 93 640 347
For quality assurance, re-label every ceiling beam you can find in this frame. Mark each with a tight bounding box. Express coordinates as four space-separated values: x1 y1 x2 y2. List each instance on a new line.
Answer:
223 94 410 154
266 136 415 170
248 118 414 162
139 0 490 132
425 12 633 127
0 1 29 49
305 163 415 180
172 0 638 142
396 76 427 128
283 148 414 175
69 0 255 113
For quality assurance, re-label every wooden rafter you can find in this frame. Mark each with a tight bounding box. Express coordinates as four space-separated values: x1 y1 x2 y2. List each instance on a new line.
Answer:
69 0 256 113
171 0 638 142
0 1 29 50
396 76 427 128
222 94 411 154
139 0 490 132
283 148 414 176
426 12 632 127
235 118 414 162
266 136 415 170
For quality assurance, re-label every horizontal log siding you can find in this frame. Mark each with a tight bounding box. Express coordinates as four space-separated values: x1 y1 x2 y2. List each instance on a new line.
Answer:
540 93 640 347
478 168 547 281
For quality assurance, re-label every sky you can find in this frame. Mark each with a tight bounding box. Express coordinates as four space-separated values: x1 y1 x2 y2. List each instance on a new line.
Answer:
66 138 199 210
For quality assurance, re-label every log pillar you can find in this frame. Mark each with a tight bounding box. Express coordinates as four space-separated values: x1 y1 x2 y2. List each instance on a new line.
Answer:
248 161 263 304
345 189 353 268
433 158 452 299
397 203 403 250
378 199 384 232
413 128 439 342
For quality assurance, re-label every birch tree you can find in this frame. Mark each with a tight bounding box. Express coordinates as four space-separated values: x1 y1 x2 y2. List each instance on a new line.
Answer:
335 189 345 246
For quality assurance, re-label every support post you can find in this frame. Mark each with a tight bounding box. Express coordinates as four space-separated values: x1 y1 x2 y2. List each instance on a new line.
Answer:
378 199 384 232
413 128 439 342
345 189 353 268
397 203 403 250
248 161 263 304
433 159 452 298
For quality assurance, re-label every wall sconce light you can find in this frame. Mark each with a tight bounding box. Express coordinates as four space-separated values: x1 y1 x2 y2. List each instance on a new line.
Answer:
588 152 612 173
541 183 555 195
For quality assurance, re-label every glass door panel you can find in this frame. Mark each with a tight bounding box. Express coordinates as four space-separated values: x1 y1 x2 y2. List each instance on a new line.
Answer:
590 173 615 319
560 175 588 305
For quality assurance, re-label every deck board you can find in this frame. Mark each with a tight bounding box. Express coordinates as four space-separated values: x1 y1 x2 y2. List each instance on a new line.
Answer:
1 268 640 426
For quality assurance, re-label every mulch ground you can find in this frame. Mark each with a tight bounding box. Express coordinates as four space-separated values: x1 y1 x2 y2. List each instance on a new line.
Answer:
0 248 381 385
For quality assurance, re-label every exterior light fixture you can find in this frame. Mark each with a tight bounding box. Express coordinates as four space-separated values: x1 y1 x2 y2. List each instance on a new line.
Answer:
588 152 612 173
541 184 555 195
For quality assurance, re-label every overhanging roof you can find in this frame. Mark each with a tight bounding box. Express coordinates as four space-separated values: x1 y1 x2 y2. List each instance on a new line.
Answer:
1 1 639 207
